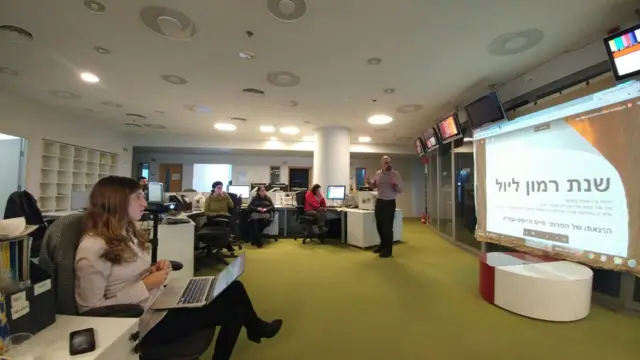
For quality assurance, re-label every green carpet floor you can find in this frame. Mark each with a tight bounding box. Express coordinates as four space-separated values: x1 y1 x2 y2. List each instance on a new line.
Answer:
198 220 640 360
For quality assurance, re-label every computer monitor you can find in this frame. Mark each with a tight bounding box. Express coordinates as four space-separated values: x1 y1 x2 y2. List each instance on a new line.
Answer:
327 185 346 200
228 185 251 199
148 182 164 203
269 183 288 192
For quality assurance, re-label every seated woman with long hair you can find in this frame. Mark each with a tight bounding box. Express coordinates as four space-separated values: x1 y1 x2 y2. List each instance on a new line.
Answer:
75 176 282 360
304 184 328 232
247 185 274 248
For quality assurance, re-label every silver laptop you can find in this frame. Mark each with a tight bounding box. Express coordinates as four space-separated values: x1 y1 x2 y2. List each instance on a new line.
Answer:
151 253 245 310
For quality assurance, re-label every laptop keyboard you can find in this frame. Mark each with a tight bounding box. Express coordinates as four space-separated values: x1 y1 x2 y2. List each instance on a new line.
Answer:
177 278 211 305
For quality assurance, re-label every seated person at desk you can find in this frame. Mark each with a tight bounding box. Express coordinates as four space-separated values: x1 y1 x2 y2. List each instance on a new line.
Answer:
304 184 328 232
204 181 234 218
75 176 282 360
248 186 274 248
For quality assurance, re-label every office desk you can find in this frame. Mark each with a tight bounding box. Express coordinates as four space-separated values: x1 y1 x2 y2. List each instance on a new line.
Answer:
344 208 403 248
42 210 81 219
5 315 139 360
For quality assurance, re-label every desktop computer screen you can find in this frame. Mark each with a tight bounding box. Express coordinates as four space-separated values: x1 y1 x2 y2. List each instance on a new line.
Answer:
327 185 346 200
228 185 251 199
148 182 164 203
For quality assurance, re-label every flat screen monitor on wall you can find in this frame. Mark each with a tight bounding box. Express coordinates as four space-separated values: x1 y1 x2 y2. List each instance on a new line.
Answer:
464 91 507 130
473 80 640 276
414 137 426 156
423 127 439 151
435 113 463 144
603 23 640 82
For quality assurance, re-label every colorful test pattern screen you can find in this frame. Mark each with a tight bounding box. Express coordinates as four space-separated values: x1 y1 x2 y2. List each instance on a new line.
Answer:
608 28 640 76
437 115 460 141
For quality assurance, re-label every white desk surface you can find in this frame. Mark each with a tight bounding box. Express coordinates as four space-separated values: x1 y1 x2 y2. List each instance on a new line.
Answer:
5 315 138 360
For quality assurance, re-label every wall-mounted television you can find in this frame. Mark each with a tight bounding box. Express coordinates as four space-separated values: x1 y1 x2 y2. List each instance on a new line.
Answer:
423 127 439 151
603 23 640 82
414 137 426 156
435 112 463 144
464 91 507 130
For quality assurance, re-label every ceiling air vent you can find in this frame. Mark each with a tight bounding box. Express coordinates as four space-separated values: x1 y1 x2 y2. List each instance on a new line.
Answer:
124 123 143 129
241 88 266 97
140 6 196 40
0 25 34 43
267 0 307 22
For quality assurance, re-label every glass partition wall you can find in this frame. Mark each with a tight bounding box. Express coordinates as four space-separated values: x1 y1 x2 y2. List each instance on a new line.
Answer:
425 145 480 252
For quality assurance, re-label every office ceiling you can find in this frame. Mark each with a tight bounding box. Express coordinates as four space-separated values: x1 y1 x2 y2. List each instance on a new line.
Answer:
0 0 636 145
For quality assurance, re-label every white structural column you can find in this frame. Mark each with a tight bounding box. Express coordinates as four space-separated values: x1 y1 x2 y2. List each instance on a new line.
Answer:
312 126 351 192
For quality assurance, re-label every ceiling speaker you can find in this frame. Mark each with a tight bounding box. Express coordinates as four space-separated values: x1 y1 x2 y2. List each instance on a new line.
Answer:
0 25 34 43
267 0 307 22
140 6 196 40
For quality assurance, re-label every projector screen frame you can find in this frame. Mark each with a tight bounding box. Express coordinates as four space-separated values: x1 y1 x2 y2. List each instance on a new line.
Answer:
435 112 463 144
603 23 640 83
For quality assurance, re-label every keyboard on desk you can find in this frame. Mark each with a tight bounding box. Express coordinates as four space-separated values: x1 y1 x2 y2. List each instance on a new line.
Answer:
178 278 211 305
166 217 191 225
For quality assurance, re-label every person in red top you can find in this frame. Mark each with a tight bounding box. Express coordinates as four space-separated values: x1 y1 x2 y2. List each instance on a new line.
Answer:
304 184 327 232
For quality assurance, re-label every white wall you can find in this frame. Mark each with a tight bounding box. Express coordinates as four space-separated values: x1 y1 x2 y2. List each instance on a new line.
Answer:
133 151 425 217
0 137 23 217
0 93 133 199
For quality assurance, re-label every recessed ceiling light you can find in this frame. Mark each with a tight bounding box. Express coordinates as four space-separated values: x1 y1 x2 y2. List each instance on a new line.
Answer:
126 113 147 120
260 125 275 133
214 123 236 131
229 117 247 122
279 126 300 135
396 104 424 114
94 46 111 55
0 67 19 76
238 51 255 60
269 136 278 141
0 25 34 43
303 121 311 124
488 29 544 56
84 0 107 14
49 90 80 99
367 57 382 65
302 136 315 142
367 114 393 125
80 72 100 83
358 136 372 143
383 88 395 94
267 0 307 22
267 71 301 87
161 74 188 85
241 88 266 97
140 6 197 40
101 101 122 108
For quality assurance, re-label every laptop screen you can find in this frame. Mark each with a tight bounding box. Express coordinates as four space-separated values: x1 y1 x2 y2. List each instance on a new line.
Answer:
211 253 245 298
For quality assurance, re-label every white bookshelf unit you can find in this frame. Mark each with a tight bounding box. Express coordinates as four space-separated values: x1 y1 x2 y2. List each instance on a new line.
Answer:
39 140 119 212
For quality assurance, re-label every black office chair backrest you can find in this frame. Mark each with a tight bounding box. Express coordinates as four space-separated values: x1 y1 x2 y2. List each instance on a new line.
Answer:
38 213 86 315
4 190 47 257
294 190 306 217
227 192 242 212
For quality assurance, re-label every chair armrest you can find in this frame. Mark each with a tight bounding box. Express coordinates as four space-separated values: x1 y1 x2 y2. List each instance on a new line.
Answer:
81 304 144 318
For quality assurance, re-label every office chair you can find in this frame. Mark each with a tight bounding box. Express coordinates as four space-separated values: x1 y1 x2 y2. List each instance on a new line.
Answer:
4 190 49 258
292 190 322 244
38 213 214 360
248 208 279 246
195 193 242 266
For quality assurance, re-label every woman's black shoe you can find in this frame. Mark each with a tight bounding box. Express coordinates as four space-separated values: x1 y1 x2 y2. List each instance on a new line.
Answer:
373 247 382 253
247 319 283 344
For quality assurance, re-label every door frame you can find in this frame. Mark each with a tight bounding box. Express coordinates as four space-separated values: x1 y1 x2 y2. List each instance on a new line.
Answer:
287 166 312 188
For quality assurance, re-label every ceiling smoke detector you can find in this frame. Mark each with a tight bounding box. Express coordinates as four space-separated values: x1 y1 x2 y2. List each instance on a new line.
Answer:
0 67 19 76
241 88 266 97
396 104 423 114
267 71 301 87
161 74 188 85
144 124 166 130
267 0 307 23
140 6 196 40
383 88 395 94
102 101 123 108
0 25 34 44
49 90 80 99
84 0 107 14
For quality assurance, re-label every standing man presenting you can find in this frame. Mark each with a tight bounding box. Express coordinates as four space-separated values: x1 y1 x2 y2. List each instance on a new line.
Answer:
365 156 403 258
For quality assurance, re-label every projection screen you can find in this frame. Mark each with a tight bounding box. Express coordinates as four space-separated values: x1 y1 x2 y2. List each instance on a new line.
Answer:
474 80 640 275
